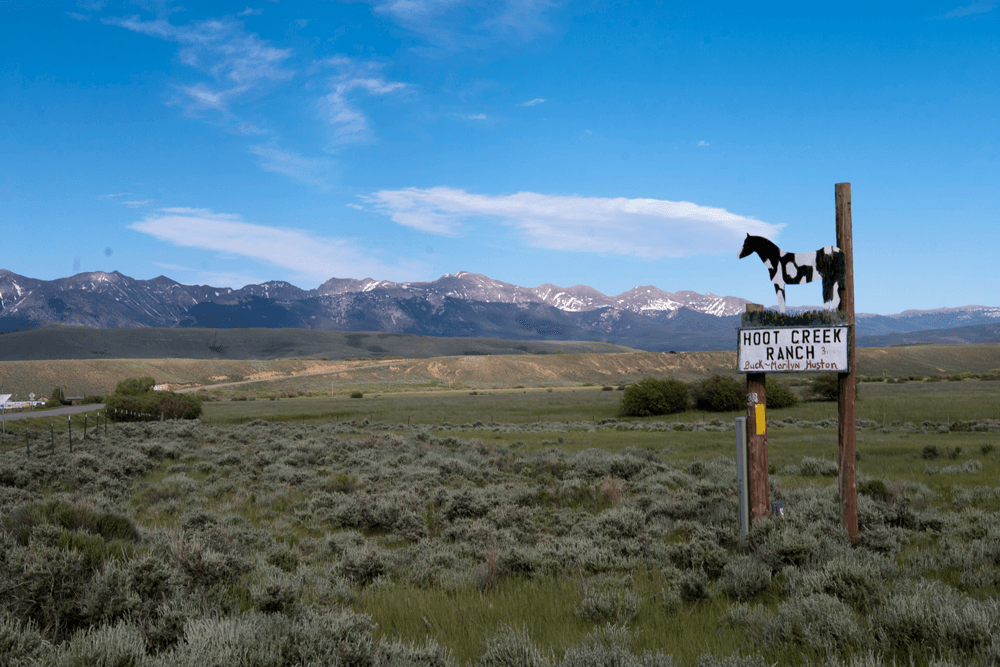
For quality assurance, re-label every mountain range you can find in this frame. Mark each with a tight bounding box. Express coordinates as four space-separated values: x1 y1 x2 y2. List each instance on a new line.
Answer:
1 268 998 352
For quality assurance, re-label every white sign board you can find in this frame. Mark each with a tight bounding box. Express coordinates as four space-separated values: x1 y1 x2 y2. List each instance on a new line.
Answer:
738 326 850 373
0 394 10 406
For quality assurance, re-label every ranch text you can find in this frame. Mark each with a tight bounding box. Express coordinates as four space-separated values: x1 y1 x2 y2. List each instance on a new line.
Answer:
738 326 849 373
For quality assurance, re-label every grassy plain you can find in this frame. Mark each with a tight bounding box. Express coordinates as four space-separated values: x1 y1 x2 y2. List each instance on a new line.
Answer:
2 341 1000 401
3 344 1000 665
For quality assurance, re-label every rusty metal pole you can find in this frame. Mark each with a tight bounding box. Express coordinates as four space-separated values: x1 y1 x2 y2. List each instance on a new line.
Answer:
836 183 858 542
745 303 770 522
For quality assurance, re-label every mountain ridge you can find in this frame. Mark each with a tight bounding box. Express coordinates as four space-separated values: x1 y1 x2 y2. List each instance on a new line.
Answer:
1 268 998 351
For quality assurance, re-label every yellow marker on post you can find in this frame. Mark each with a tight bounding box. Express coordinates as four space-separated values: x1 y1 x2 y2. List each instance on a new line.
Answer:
755 404 766 435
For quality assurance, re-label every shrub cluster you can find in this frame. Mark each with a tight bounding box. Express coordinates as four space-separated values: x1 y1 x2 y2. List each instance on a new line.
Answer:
103 376 202 421
806 373 861 402
619 377 689 417
691 375 743 412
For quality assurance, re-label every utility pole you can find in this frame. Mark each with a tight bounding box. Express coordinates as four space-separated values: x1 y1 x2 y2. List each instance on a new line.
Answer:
836 183 858 542
745 303 769 522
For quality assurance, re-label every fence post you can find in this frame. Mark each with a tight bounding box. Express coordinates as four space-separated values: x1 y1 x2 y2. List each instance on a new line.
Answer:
51 423 55 452
68 415 72 452
84 414 87 440
104 411 107 436
25 429 29 455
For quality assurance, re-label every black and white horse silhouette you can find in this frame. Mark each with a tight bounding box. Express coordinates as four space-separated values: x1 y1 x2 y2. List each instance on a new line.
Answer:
738 234 844 314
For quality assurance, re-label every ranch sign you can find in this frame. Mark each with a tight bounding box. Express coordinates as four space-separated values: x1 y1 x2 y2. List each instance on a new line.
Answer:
738 325 850 373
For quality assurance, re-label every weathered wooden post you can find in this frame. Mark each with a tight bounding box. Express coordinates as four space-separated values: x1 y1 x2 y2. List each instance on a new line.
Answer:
836 183 859 542
744 303 770 522
68 415 72 452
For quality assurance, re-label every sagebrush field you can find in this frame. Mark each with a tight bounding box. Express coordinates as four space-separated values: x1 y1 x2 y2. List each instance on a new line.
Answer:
3 372 1000 666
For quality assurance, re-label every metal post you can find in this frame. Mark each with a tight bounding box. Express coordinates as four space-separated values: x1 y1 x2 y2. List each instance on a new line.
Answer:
68 415 72 452
84 414 87 440
735 416 750 538
836 182 859 542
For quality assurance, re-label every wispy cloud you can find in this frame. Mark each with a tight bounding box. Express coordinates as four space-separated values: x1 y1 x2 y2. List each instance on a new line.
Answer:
184 271 269 290
129 207 424 284
248 145 336 190
363 187 781 258
518 98 545 107
316 57 408 144
103 14 293 115
467 113 487 119
123 199 155 208
237 7 264 17
101 192 132 198
365 0 563 50
235 121 267 135
943 0 998 17
154 262 194 272
697 140 709 147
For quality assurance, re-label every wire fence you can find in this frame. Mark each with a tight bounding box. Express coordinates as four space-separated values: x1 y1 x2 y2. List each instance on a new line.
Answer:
0 408 169 456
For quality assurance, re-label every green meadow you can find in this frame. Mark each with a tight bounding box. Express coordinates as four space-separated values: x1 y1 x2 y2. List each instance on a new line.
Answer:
2 375 1000 666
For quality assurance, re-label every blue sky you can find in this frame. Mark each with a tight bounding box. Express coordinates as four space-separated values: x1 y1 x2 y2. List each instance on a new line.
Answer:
2 0 998 315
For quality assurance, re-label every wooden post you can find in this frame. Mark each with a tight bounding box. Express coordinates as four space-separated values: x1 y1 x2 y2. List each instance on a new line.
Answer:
836 182 859 542
745 303 770 522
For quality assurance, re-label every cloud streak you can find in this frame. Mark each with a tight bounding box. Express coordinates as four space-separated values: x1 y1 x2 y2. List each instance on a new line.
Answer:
317 57 408 144
129 207 423 284
943 1 998 17
248 145 336 190
365 0 563 50
518 98 545 106
364 187 782 258
103 14 293 115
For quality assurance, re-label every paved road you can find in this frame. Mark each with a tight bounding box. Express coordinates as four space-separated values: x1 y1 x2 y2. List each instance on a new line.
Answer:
1 404 106 422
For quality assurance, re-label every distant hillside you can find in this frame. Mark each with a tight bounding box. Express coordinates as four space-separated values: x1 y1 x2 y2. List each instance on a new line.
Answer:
858 322 1000 347
0 326 638 362
1 343 998 400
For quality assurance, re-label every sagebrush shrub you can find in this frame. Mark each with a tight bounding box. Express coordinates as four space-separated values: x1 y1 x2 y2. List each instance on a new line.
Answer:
798 456 839 477
575 582 641 625
766 593 864 654
716 556 771 601
677 568 710 603
872 579 999 656
0 612 49 666
49 621 147 667
478 623 551 667
560 624 674 667
693 652 770 667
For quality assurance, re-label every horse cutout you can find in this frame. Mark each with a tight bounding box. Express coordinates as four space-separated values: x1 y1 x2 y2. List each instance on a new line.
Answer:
738 234 845 314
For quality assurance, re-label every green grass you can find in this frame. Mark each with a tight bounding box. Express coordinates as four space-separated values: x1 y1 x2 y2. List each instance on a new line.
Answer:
361 573 745 666
190 379 1000 427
